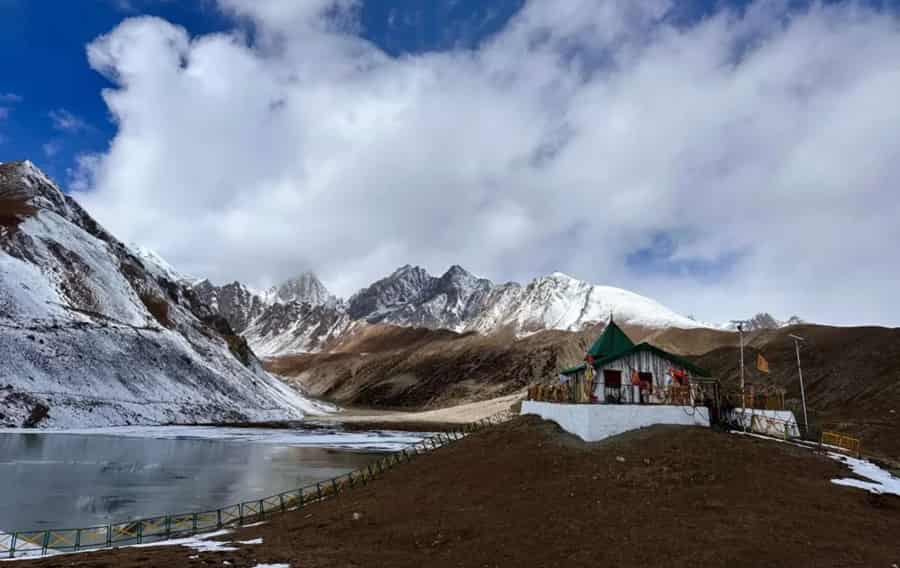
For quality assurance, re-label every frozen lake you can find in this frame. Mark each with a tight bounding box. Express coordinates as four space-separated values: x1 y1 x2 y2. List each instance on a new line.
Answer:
0 425 428 532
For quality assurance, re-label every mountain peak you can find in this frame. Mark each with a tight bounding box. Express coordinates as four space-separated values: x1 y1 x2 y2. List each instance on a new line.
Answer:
391 264 429 277
274 271 332 306
0 160 69 221
442 264 475 280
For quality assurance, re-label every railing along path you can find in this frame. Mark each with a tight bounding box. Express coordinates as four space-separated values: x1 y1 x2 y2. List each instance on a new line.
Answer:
1 411 512 559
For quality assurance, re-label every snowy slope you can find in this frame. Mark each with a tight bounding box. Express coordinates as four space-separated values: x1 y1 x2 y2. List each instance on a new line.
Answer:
467 272 704 334
0 160 328 428
130 243 185 283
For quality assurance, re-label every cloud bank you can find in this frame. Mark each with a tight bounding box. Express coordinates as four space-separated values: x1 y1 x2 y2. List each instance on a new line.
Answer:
72 0 900 325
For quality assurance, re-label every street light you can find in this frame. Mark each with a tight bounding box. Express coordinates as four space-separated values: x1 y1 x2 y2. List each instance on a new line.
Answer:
729 320 748 395
789 334 809 435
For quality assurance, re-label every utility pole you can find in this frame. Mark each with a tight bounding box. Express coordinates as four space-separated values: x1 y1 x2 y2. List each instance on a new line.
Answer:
738 322 745 393
790 334 809 436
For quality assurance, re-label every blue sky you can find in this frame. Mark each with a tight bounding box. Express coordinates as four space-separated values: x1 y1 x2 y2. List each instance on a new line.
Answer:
2 0 862 181
0 0 526 180
2 0 899 325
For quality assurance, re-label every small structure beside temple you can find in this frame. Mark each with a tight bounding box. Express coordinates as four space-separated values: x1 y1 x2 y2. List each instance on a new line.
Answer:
522 319 721 441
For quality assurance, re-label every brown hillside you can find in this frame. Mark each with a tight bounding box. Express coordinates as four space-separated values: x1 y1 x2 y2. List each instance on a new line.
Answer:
693 324 900 460
269 321 900 461
266 324 595 409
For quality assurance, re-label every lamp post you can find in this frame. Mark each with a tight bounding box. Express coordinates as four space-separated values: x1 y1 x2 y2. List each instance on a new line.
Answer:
789 334 809 436
738 323 745 393
729 320 748 405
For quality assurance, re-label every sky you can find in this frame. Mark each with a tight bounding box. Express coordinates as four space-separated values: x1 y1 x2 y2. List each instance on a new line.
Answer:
1 0 899 327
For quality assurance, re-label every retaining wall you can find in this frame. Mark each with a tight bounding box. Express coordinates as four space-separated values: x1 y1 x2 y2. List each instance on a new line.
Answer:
520 401 710 442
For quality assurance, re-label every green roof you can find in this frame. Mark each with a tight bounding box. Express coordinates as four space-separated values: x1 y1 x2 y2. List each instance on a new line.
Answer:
558 321 711 377
592 342 711 377
586 321 635 360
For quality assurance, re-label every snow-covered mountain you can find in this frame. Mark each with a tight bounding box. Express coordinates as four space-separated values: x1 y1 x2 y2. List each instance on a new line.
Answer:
347 264 494 330
274 271 335 306
198 264 710 357
719 312 804 332
0 161 329 427
192 271 347 356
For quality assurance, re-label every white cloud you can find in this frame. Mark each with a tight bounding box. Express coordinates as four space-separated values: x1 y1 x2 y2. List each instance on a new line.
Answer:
48 109 88 132
72 0 900 326
42 141 62 157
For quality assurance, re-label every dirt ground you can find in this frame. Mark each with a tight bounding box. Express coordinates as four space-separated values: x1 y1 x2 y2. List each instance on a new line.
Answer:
23 417 900 568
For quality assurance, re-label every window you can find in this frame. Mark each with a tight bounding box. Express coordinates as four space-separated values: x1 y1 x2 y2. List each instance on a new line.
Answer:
603 370 622 387
638 372 653 393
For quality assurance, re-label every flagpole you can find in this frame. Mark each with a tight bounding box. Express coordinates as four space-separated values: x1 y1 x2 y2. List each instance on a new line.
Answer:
790 334 809 436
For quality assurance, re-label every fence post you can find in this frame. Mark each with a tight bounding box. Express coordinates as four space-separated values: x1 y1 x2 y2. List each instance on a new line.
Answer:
41 530 49 556
192 512 199 534
9 532 16 559
74 528 81 552
164 516 171 540
217 508 223 529
239 503 245 526
137 520 143 544
106 525 112 548
258 499 264 518
317 482 323 501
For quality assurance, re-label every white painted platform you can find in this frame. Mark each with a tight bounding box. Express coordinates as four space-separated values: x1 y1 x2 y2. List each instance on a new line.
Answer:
520 401 710 442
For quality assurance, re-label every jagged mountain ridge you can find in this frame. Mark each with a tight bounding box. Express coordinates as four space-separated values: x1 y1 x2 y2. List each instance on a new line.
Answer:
719 312 804 332
196 262 715 357
0 160 327 427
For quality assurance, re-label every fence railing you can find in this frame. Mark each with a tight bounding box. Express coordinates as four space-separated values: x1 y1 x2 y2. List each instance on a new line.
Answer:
725 410 865 462
1 412 512 559
527 383 699 406
821 431 862 457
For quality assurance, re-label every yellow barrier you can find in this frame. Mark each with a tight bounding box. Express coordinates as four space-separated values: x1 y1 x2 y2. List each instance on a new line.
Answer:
821 431 861 457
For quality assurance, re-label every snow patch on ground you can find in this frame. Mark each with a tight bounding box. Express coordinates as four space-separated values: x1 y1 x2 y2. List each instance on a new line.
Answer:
828 453 900 496
730 431 900 497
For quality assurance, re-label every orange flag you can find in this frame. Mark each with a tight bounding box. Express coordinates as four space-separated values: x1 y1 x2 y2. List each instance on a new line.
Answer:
757 353 770 374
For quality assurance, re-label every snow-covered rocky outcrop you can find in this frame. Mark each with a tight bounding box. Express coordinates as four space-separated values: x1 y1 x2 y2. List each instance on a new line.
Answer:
718 312 804 332
0 160 328 428
192 271 348 356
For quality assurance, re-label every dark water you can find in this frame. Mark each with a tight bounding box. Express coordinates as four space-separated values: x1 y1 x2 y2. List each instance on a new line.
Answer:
0 432 380 532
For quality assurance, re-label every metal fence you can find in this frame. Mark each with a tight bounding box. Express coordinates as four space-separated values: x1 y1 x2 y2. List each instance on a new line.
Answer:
1 412 511 559
821 431 862 457
725 409 867 463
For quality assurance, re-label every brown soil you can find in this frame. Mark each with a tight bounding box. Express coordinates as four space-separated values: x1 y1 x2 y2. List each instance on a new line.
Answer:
26 417 900 568
0 183 37 233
